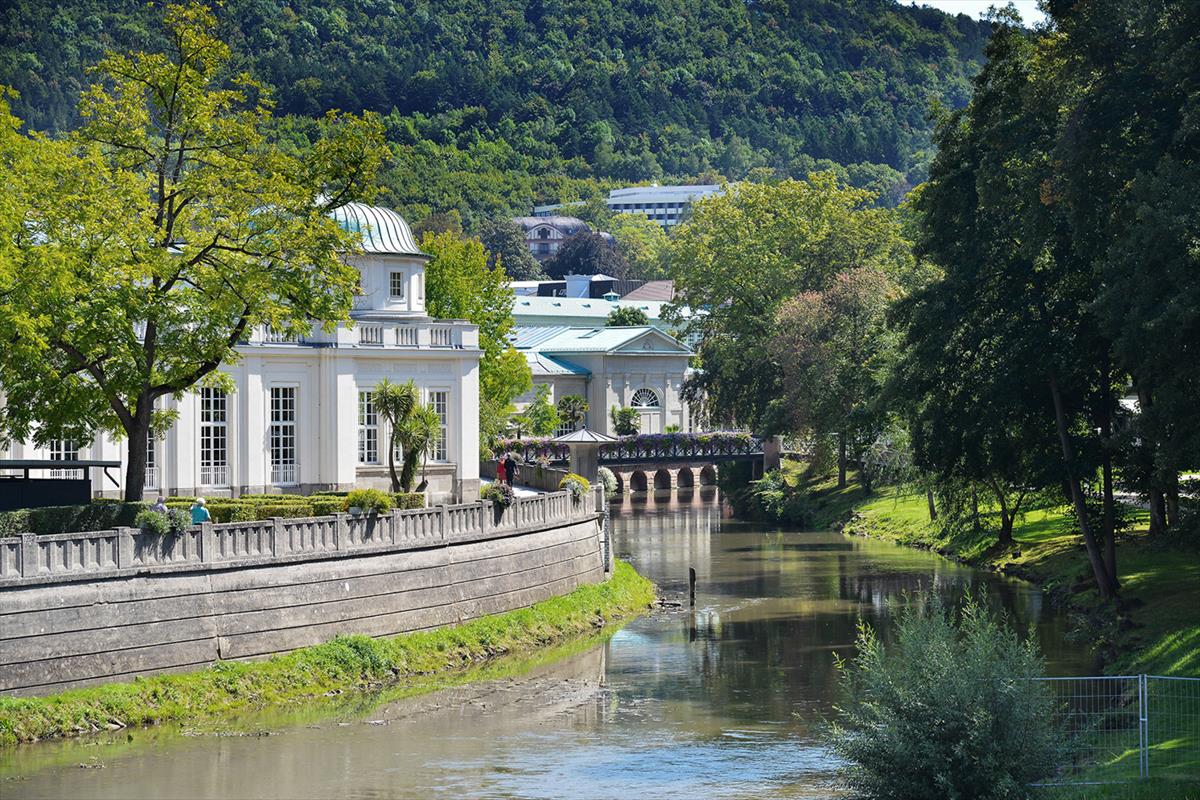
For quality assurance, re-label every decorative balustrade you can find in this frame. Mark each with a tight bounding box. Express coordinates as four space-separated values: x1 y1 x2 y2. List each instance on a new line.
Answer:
358 323 385 345
495 432 762 466
0 488 601 588
430 326 453 347
395 325 419 346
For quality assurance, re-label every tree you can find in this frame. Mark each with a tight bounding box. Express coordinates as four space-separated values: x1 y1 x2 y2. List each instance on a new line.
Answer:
669 174 914 432
607 213 670 280
373 379 419 492
421 230 533 445
610 406 639 436
556 395 589 431
771 268 896 489
520 384 559 437
544 232 629 280
903 18 1121 596
477 218 546 281
0 4 386 501
1053 0 1200 534
827 596 1063 797
606 306 650 327
399 404 443 493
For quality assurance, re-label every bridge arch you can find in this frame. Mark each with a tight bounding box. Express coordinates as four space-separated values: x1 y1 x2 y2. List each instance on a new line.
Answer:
629 470 648 492
612 471 625 494
676 467 694 488
699 465 718 486
653 468 673 490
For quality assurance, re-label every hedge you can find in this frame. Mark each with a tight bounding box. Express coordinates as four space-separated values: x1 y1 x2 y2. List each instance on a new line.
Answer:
0 502 148 537
3 490 427 535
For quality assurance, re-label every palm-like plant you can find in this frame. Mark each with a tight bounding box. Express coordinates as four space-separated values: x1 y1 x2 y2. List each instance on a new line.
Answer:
374 378 419 492
398 404 443 492
556 394 589 432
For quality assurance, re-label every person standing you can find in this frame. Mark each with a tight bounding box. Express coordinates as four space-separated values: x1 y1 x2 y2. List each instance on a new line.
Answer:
496 457 507 485
150 496 168 514
190 497 211 525
504 453 518 487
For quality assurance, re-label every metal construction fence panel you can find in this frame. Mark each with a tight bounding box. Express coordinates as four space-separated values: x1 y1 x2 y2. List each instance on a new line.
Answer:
1032 674 1199 787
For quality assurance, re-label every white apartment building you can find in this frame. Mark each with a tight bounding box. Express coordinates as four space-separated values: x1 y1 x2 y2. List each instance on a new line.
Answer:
535 184 723 228
3 203 483 503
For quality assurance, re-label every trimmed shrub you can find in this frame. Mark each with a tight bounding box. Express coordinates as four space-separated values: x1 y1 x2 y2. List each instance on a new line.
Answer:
309 497 344 516
597 467 618 498
0 502 148 536
345 488 392 515
482 482 514 508
558 473 591 501
826 595 1064 799
392 492 425 510
256 502 315 519
204 501 256 524
134 508 188 536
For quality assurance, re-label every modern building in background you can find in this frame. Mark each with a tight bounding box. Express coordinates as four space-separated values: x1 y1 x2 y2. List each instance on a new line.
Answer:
512 326 694 435
534 184 723 228
0 203 483 503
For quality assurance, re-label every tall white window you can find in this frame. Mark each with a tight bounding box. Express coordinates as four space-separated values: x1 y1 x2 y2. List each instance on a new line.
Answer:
270 387 297 485
429 390 448 463
49 439 81 479
389 271 406 299
200 388 228 486
358 391 378 465
145 428 158 489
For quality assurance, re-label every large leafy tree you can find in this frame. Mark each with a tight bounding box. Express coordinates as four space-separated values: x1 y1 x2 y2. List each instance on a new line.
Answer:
607 213 671 280
901 18 1122 596
669 173 914 431
771 268 896 489
1053 0 1200 532
421 230 532 450
544 232 629 280
476 218 546 281
0 4 386 501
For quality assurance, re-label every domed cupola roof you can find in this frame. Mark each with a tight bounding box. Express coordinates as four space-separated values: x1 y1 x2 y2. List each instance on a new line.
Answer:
329 201 426 258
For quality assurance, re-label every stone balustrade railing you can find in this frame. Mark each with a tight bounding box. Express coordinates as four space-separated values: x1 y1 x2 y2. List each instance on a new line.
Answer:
249 320 478 350
0 488 601 588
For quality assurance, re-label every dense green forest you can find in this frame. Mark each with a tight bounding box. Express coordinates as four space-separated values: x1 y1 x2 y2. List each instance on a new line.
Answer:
0 0 990 223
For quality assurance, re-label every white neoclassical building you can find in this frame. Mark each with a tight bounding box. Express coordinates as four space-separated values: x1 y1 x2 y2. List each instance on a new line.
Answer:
2 203 482 503
513 326 694 435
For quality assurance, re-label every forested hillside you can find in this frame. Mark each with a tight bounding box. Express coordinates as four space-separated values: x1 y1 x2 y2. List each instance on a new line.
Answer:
0 0 990 222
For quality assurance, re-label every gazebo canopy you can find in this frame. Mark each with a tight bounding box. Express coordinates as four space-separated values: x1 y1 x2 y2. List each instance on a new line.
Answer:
551 428 617 444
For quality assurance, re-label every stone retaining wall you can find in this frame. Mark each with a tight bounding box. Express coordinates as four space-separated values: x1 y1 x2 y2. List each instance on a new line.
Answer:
0 488 609 696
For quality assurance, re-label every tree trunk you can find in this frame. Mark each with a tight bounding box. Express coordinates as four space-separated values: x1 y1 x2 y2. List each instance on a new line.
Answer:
1149 490 1167 535
1137 383 1167 535
989 480 1014 547
926 489 938 522
122 397 152 502
837 433 846 489
1166 476 1181 530
1048 373 1119 598
399 447 421 492
1101 373 1118 581
387 431 400 492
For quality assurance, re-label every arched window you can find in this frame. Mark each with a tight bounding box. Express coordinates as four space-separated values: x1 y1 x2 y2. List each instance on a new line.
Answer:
630 388 660 409
538 227 551 239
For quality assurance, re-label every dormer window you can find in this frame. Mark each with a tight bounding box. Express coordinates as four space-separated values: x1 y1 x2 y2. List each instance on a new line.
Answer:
390 271 406 299
538 227 551 239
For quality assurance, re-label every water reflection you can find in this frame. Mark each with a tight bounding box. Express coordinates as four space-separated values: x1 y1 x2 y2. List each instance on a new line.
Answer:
1 495 1093 799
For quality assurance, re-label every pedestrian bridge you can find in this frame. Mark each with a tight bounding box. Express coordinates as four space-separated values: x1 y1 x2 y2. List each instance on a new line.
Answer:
502 433 770 494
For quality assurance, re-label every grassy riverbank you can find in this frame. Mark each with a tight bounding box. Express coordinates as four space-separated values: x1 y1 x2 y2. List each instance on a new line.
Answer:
779 465 1199 677
0 560 655 746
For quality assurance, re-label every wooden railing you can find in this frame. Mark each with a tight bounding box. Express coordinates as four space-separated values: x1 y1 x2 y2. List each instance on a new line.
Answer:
0 488 603 588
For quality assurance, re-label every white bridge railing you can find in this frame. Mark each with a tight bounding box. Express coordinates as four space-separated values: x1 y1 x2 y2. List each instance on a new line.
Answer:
0 487 603 588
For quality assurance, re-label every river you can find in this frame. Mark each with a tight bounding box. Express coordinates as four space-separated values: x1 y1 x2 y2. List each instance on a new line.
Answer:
1 492 1095 799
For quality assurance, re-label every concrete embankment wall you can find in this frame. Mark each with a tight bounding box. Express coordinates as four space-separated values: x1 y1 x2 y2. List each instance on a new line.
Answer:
0 489 609 696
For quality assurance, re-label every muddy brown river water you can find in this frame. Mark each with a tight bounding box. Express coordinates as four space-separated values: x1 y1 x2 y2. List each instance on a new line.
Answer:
1 493 1096 799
